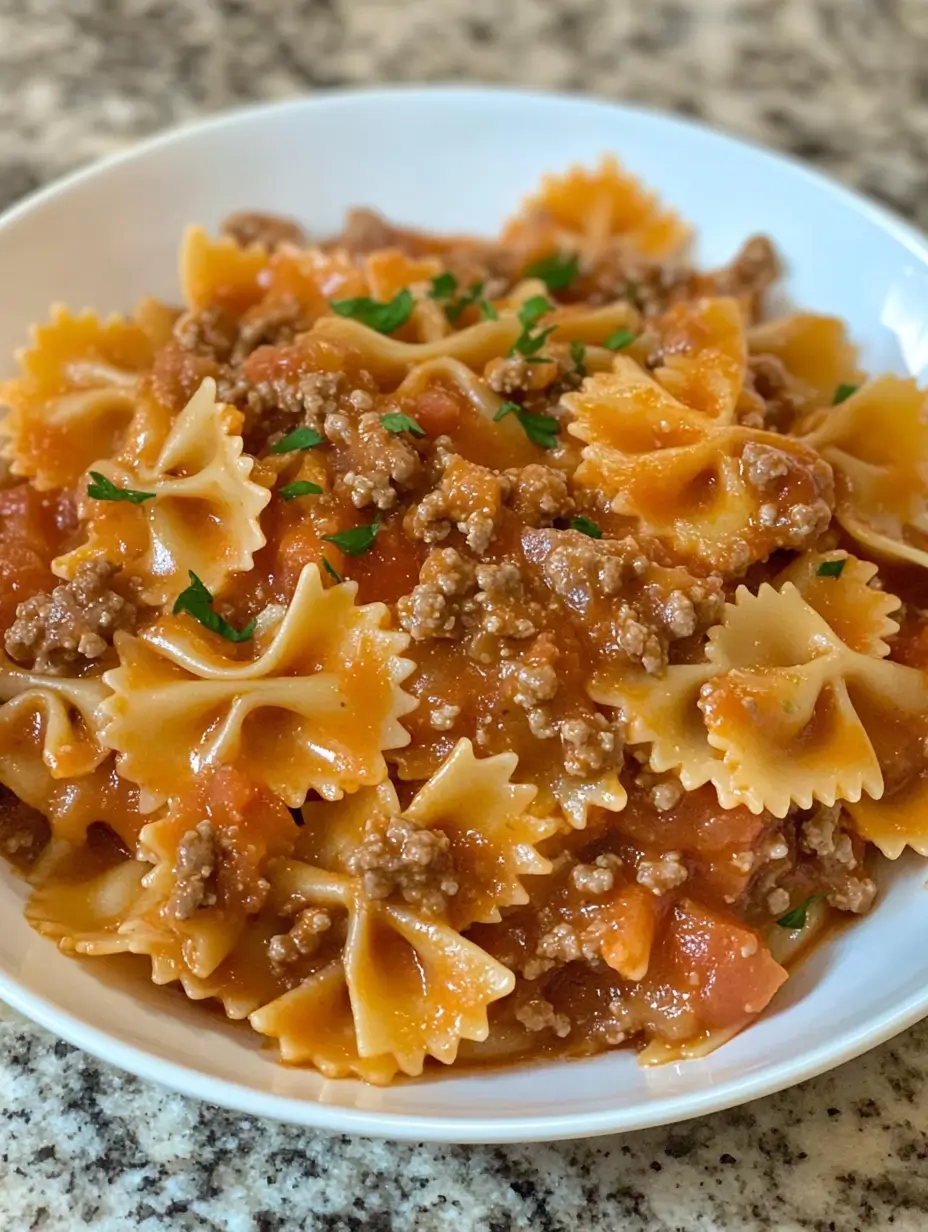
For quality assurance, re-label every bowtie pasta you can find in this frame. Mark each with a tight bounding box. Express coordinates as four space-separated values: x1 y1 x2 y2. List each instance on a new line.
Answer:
1 157 927 1084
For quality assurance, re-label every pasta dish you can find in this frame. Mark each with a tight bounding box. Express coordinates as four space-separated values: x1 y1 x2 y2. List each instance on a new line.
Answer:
0 159 925 1083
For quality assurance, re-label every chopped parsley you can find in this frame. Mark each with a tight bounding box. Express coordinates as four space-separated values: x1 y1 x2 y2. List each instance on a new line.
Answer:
321 519 381 557
330 289 414 334
445 280 487 325
524 251 580 292
570 515 602 539
494 400 561 450
570 340 587 378
816 558 846 578
269 426 324 454
87 471 155 505
604 327 637 352
832 382 859 405
510 295 557 360
428 272 458 300
776 894 825 930
279 480 323 502
381 411 426 438
322 556 343 583
173 571 256 642
479 299 499 320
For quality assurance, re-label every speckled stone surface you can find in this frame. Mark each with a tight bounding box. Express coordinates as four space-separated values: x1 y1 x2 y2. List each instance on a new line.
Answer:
2 2 928 1228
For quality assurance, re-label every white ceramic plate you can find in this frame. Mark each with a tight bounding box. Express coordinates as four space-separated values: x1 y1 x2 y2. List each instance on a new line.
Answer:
2 87 928 1143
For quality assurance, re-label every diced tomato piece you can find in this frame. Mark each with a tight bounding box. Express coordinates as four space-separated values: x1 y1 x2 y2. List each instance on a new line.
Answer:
407 386 463 437
664 900 787 1030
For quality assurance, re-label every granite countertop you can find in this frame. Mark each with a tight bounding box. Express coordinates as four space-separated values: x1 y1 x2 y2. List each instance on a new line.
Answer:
2 1 928 1228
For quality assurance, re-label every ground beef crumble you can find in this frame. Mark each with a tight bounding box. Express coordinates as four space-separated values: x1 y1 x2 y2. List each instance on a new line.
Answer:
405 453 509 555
0 789 50 870
165 821 219 920
5 560 136 675
345 815 459 916
504 464 574 527
221 210 307 251
514 992 571 1037
268 907 332 969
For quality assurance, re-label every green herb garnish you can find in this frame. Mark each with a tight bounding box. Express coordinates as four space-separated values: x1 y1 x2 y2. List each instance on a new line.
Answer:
776 894 825 930
280 481 323 502
172 572 256 642
570 340 587 378
428 272 458 300
321 519 381 557
524 251 580 292
494 401 561 450
604 328 637 351
832 383 859 405
510 295 556 360
322 557 343 583
330 289 414 334
87 471 155 505
269 426 325 454
381 411 426 438
570 515 602 539
479 299 499 320
816 558 846 578
445 281 486 324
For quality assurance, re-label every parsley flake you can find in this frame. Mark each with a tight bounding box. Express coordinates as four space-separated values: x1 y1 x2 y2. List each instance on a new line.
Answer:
280 480 323 502
330 289 414 334
428 272 458 300
816 558 846 578
479 299 499 321
494 401 561 450
321 519 381 557
322 556 343 584
269 426 324 454
172 572 256 643
510 295 556 360
776 894 825 930
87 471 156 505
570 515 602 539
604 327 637 351
570 340 587 377
832 382 859 405
445 281 485 324
524 251 580 292
381 411 426 438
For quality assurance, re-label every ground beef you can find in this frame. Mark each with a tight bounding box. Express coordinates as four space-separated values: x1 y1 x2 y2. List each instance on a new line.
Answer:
267 907 331 968
396 547 476 641
504 464 574 527
473 561 537 641
526 529 723 675
5 560 136 675
712 234 780 314
800 804 877 914
332 208 412 256
742 444 834 550
0 789 50 870
514 993 571 1037
512 659 559 709
338 411 421 511
636 851 688 895
649 779 684 812
405 454 509 555
429 703 461 731
742 441 794 488
173 306 239 364
345 815 459 916
165 821 218 920
560 714 619 776
486 355 531 395
231 296 303 364
221 210 307 251
570 854 621 896
743 353 807 433
174 296 304 372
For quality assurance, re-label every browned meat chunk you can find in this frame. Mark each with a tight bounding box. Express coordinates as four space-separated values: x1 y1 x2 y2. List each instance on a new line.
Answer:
5 560 136 676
